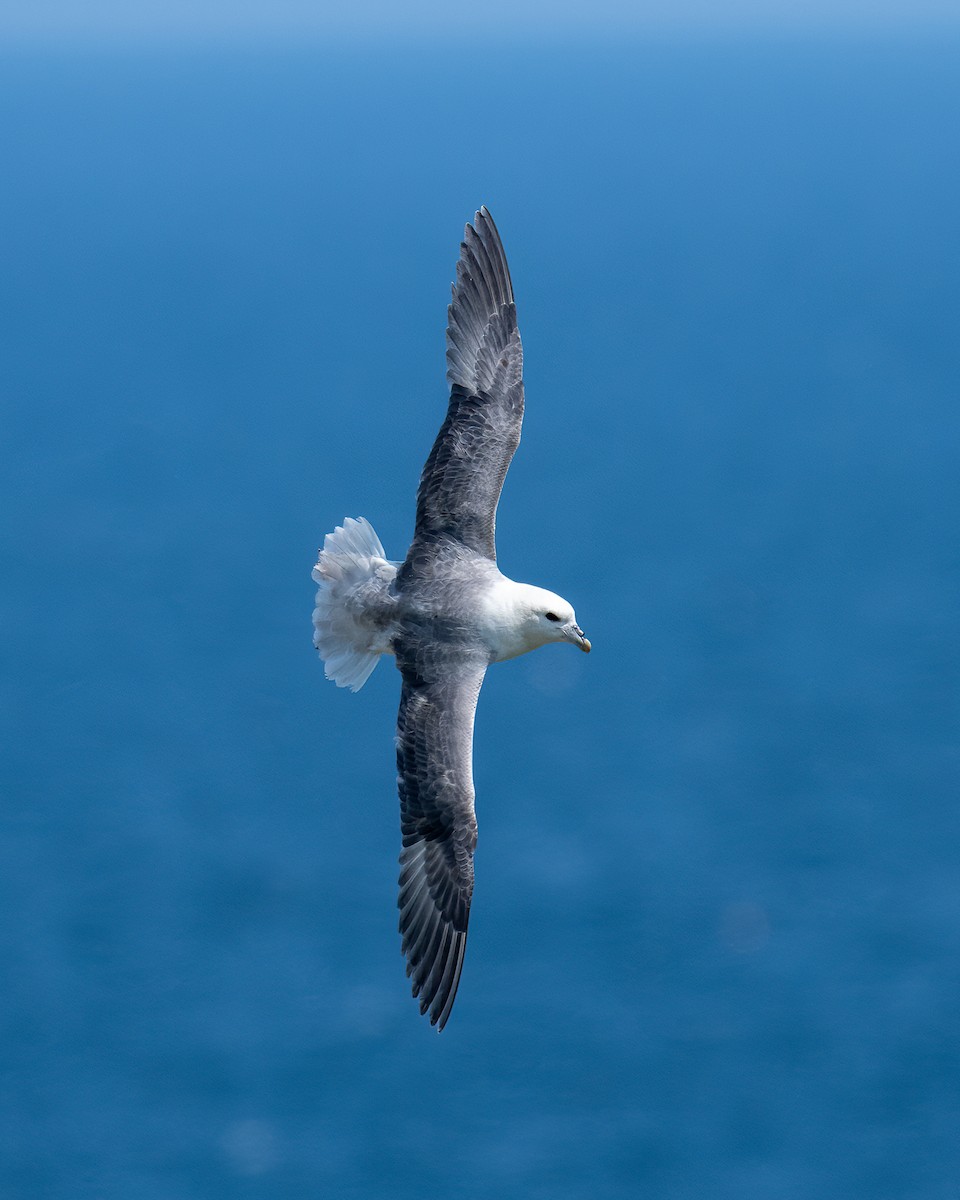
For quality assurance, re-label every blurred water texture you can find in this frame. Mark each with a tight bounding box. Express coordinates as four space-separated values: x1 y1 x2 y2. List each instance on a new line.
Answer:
1 35 959 1199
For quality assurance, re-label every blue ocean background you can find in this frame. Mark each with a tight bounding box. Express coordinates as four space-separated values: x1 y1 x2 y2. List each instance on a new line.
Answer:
2 35 959 1198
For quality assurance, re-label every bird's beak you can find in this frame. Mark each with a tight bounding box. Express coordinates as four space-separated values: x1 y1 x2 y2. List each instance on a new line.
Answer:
564 623 592 653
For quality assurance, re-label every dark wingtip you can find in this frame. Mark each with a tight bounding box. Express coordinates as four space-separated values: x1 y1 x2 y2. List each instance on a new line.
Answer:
398 839 472 1032
410 925 467 1031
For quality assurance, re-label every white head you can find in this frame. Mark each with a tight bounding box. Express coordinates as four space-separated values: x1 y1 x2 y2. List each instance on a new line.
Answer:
487 581 591 661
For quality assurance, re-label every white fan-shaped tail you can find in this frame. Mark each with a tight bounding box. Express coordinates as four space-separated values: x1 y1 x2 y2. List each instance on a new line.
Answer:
312 517 397 691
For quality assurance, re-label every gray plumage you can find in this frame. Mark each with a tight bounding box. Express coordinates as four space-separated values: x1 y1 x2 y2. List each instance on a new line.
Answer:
415 207 523 562
394 208 520 1026
312 208 590 1030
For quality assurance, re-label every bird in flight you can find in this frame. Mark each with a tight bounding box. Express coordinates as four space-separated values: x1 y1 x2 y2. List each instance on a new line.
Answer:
312 207 590 1029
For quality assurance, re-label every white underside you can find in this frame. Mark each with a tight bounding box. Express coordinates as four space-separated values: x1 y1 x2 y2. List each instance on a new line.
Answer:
313 527 578 689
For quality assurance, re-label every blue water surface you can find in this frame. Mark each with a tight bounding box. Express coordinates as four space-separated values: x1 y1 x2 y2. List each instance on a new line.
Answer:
2 35 959 1199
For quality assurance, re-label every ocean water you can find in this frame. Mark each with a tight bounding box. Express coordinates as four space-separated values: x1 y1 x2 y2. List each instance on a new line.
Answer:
2 36 959 1199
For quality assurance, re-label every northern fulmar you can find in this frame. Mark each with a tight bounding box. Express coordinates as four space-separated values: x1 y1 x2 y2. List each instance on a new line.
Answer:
312 207 590 1030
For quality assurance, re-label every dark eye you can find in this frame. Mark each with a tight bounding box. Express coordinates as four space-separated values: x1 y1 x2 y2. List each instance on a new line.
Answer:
545 612 560 622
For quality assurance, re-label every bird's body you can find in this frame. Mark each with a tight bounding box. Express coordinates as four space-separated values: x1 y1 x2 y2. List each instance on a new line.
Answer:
312 208 589 1029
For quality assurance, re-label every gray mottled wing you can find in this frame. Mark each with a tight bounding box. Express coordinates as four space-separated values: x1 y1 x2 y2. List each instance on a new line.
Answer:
413 207 524 562
395 649 486 1030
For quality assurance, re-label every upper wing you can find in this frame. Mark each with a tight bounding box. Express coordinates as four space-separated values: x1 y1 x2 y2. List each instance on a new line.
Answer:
395 651 486 1029
412 207 524 562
